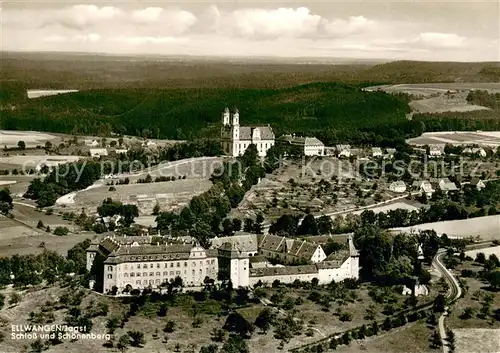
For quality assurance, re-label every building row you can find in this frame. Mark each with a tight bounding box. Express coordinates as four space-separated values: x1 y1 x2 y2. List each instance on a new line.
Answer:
86 233 359 294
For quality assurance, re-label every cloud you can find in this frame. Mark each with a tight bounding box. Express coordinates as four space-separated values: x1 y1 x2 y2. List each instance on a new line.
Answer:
323 16 377 36
43 33 101 43
414 32 466 49
51 5 122 30
113 36 187 45
131 7 164 23
225 7 322 38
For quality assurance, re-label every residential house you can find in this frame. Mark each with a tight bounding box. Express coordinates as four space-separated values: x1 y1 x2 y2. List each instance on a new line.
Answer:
429 146 443 157
438 178 458 193
471 177 486 190
85 139 100 147
90 148 108 157
412 180 434 197
372 147 383 158
388 181 407 193
385 148 397 159
336 144 351 158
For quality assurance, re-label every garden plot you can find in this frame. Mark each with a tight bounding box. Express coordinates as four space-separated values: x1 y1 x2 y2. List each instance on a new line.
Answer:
231 159 397 222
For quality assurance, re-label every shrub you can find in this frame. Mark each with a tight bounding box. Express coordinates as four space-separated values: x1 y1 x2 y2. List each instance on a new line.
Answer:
53 226 69 236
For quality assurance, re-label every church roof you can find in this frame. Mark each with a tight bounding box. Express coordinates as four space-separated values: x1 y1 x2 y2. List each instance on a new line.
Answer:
239 126 275 141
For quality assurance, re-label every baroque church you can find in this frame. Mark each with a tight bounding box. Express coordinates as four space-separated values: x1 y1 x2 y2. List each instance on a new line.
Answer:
220 107 275 157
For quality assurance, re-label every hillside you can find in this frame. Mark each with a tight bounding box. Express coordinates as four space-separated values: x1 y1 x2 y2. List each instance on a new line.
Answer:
0 82 411 146
1 52 499 92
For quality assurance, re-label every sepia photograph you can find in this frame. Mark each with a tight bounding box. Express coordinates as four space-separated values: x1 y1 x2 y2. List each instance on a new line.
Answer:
0 1 499 352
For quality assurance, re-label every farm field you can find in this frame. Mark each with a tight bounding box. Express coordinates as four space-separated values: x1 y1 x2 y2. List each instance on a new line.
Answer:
113 156 223 182
0 130 59 148
0 214 90 257
408 93 490 113
0 154 81 171
336 322 440 353
407 131 500 147
365 83 500 95
464 245 500 259
365 82 500 115
57 178 213 216
394 215 500 240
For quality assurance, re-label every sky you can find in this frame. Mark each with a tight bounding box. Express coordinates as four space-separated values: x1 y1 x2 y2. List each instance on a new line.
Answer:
1 1 499 61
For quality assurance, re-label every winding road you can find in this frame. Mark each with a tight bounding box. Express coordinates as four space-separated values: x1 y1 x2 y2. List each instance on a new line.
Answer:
433 250 462 353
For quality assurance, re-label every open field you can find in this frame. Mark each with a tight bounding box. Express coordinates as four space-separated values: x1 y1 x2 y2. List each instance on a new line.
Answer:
0 130 59 148
394 215 500 239
0 154 81 170
336 322 440 353
0 175 38 196
407 131 500 147
408 93 490 113
351 200 423 215
365 83 500 114
113 156 223 182
454 329 500 353
365 83 500 96
465 245 500 259
27 89 78 99
0 213 91 257
57 178 213 216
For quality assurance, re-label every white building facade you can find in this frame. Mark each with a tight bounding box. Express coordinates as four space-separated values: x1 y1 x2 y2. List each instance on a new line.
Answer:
220 107 275 157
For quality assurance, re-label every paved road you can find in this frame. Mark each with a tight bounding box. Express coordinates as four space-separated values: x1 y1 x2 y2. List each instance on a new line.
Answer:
433 250 462 353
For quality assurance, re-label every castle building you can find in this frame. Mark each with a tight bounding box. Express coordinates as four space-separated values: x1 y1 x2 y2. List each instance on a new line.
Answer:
220 107 275 157
87 233 359 294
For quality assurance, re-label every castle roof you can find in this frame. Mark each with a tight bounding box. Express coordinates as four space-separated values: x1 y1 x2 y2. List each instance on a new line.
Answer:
249 264 318 277
210 234 258 253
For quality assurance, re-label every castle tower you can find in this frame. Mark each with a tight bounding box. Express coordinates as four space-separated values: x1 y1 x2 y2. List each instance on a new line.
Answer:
222 107 230 126
217 242 249 288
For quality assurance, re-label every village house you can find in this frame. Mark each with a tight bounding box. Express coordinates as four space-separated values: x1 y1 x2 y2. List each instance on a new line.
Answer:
90 148 108 157
438 178 458 193
388 181 407 193
220 107 275 157
85 139 100 147
412 180 434 197
470 177 486 190
336 144 351 158
372 147 383 158
277 135 325 156
429 146 443 157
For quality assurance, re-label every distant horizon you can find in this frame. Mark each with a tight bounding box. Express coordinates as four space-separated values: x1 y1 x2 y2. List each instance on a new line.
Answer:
3 50 499 65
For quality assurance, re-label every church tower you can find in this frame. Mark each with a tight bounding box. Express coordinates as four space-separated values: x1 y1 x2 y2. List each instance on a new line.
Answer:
231 107 240 156
222 107 230 126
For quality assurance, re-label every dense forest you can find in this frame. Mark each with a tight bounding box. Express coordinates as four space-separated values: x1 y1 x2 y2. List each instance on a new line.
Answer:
466 90 500 110
0 82 413 146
